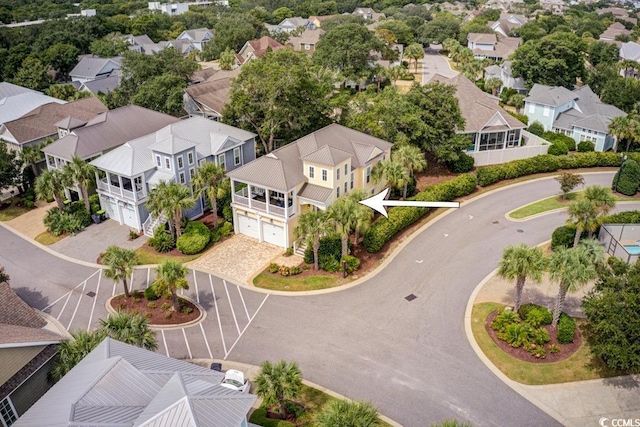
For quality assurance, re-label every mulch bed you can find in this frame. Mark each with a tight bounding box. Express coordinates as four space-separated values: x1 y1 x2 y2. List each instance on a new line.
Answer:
110 294 200 326
485 309 582 363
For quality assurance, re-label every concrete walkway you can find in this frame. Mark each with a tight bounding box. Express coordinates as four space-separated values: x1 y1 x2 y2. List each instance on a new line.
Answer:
5 200 54 239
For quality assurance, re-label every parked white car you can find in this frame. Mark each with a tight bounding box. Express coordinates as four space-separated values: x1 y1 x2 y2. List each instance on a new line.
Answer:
220 369 250 394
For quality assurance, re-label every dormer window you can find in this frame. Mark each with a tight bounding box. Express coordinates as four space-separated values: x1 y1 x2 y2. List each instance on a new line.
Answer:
155 155 161 167
309 166 315 178
322 169 327 182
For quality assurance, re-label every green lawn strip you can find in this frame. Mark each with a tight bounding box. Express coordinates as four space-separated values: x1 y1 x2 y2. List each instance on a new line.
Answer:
509 191 632 219
0 199 32 221
471 302 621 385
133 246 202 265
249 384 392 427
34 231 65 245
253 273 340 292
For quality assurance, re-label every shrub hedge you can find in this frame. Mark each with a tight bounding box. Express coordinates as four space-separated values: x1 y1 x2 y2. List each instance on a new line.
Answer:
176 232 209 255
551 225 585 249
518 303 553 327
304 235 344 265
149 227 175 253
577 141 595 152
184 220 210 237
446 152 475 173
144 286 159 301
211 221 233 242
613 159 640 196
547 141 569 156
363 174 477 253
557 313 576 344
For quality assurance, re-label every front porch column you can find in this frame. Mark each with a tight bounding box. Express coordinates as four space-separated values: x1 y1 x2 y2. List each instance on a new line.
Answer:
118 175 124 197
266 190 271 214
106 172 113 194
284 192 288 217
248 184 253 209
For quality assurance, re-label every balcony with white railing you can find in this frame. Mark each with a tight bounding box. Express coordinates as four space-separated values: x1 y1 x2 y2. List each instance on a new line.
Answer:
232 184 294 218
96 176 145 202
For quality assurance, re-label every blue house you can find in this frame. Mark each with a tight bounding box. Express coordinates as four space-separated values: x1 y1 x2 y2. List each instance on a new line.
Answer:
90 116 256 234
524 84 626 152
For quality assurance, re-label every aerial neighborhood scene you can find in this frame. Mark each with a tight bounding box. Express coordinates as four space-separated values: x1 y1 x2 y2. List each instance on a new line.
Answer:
2 0 640 425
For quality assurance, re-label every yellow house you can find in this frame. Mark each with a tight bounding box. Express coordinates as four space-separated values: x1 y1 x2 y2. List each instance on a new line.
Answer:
226 123 392 248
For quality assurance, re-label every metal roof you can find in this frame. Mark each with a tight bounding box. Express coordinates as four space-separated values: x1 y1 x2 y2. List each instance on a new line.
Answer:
0 91 65 127
298 183 332 203
302 145 352 166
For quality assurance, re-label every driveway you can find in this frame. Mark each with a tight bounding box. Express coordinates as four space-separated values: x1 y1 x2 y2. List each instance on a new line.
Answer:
423 44 458 83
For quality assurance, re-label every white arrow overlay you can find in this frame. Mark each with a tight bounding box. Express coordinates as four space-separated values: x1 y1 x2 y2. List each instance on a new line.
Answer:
359 188 460 218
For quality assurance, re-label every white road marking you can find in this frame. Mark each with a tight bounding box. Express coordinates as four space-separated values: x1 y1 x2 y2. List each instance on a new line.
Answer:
146 268 150 288
223 280 241 335
209 275 228 357
444 234 449 237
161 330 170 356
87 269 102 331
67 278 88 329
43 270 100 312
224 294 269 360
468 215 474 220
415 260 423 263
56 292 73 321
181 328 193 359
237 285 250 321
199 323 213 359
193 270 199 303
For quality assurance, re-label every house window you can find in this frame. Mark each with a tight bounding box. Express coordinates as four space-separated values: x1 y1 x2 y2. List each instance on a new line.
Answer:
304 44 311 50
506 129 521 147
0 398 17 427
344 164 348 175
350 173 354 189
542 106 550 117
217 154 226 170
188 151 194 165
336 168 340 180
322 169 327 182
47 155 55 168
366 166 371 184
344 181 348 193
336 187 340 198
528 103 535 114
155 155 161 167
189 168 195 179
164 157 171 170
177 156 184 169
234 147 241 166
309 166 315 178
179 172 185 184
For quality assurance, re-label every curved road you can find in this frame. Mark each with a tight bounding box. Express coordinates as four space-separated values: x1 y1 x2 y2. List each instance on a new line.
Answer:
1 172 635 426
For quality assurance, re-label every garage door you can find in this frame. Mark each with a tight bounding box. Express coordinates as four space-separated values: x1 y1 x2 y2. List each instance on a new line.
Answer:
120 204 138 229
262 222 285 247
100 196 117 221
237 214 259 239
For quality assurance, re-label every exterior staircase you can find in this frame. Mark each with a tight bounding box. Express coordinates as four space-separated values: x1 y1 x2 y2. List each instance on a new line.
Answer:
295 242 307 257
143 213 167 237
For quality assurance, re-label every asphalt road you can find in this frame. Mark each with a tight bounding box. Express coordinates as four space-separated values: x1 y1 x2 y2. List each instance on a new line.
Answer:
423 45 458 83
1 172 637 426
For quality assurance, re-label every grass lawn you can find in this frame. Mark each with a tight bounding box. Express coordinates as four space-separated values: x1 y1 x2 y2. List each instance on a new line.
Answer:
249 384 392 427
253 273 342 292
509 191 632 219
34 231 65 245
0 198 32 221
472 302 622 385
133 246 203 265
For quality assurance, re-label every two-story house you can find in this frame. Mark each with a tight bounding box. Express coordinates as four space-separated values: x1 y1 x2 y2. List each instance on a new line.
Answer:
483 60 527 93
467 33 521 61
524 84 626 151
42 105 179 201
69 57 121 84
599 22 630 42
0 83 65 131
265 17 311 34
487 13 528 37
226 124 392 248
236 36 284 65
286 29 324 53
352 7 385 21
175 28 214 51
89 116 256 234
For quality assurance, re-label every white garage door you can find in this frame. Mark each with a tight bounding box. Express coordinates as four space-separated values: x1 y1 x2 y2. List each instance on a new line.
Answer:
121 204 138 229
101 196 117 220
262 222 285 247
237 214 259 239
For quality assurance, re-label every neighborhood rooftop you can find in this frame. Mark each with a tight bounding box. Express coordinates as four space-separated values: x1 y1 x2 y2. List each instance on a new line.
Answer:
0 82 65 126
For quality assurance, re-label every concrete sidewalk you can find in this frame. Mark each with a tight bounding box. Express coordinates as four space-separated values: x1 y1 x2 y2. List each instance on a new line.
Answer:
468 270 640 427
5 200 54 239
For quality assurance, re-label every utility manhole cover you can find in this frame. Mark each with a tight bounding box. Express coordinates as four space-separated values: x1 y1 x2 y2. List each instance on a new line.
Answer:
517 229 524 233
492 221 499 224
405 294 417 302
86 291 96 297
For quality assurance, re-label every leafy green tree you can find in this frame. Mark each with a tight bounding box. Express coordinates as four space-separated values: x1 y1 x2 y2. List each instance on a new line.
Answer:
418 13 461 44
554 173 585 199
103 246 139 299
549 244 602 327
131 14 161 40
393 144 426 199
202 13 262 60
314 23 383 84
51 329 106 383
225 49 334 153
511 32 587 89
100 311 157 350
192 162 226 227
254 360 303 418
567 198 599 247
131 73 187 115
0 266 9 284
320 15 367 32
583 259 640 372
0 143 23 192
601 77 640 114
43 43 80 81
45 84 92 101
219 47 236 71
527 121 544 137
376 19 414 45
497 244 546 312
272 7 293 23
588 41 619 67
35 169 66 210
315 400 380 427
294 210 332 271
90 34 130 58
13 56 52 91
64 156 95 213
153 260 189 312
404 43 424 72
372 159 409 199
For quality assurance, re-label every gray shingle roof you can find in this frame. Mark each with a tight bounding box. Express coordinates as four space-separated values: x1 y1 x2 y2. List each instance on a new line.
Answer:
620 41 640 61
525 84 577 106
43 105 179 160
227 123 392 191
80 74 120 95
16 338 253 427
0 89 65 127
0 282 46 329
69 57 120 79
549 85 626 133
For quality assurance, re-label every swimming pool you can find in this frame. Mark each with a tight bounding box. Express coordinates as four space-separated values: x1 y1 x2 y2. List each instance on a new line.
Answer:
624 245 640 255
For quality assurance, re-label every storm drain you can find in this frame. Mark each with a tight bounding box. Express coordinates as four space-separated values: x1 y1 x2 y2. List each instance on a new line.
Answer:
492 221 499 224
405 294 417 302
86 291 96 297
517 229 524 233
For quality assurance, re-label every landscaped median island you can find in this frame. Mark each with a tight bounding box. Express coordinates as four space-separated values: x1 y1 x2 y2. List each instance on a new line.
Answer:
508 191 633 220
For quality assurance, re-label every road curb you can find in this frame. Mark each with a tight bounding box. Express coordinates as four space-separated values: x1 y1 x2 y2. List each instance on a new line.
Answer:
104 294 207 330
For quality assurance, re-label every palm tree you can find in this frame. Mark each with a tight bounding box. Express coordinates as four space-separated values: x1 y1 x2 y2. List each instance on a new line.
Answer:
153 259 189 312
254 360 303 418
99 311 157 350
192 162 226 227
392 144 427 199
404 43 424 72
315 400 380 427
146 180 173 234
348 189 373 248
64 156 95 212
583 185 616 218
102 245 139 298
35 169 66 210
566 199 599 247
608 116 633 152
497 244 546 312
50 329 106 382
508 94 525 113
328 197 357 258
388 65 408 85
442 38 460 54
294 210 332 271
576 238 606 266
371 160 409 199
548 245 600 328
21 145 43 176
146 181 195 238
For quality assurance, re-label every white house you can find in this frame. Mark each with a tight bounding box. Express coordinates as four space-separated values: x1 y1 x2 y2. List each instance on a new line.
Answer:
467 33 521 61
483 60 527 93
